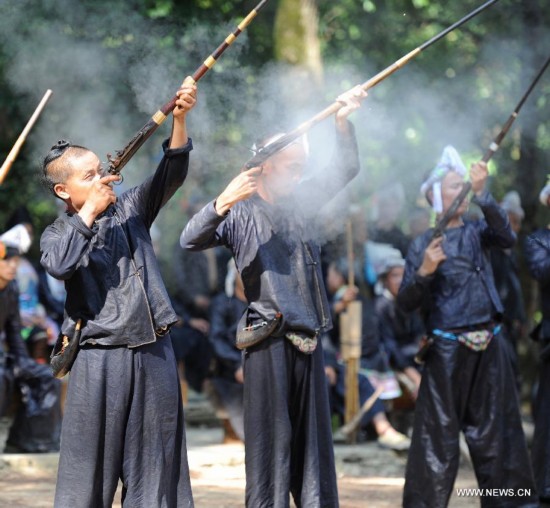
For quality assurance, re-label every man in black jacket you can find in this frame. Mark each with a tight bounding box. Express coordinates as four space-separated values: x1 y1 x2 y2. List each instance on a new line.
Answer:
398 146 536 508
0 228 61 453
0 238 30 414
40 81 197 508
525 181 550 504
180 86 366 508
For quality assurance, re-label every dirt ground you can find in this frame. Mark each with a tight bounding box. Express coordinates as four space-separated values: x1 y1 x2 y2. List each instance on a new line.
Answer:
0 424 483 508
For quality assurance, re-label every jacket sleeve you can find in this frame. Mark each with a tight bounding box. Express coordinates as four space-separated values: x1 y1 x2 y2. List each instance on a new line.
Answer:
295 121 360 214
525 232 550 284
180 200 230 251
397 236 433 313
473 190 516 249
124 138 193 229
40 215 96 280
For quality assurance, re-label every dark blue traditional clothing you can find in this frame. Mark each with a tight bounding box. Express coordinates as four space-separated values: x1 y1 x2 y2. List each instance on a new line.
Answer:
525 229 550 501
375 290 424 371
180 123 359 507
0 280 61 453
208 292 246 441
398 190 537 507
40 139 194 508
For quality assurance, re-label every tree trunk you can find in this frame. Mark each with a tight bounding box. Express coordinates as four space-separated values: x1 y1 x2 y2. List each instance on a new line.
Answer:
273 0 323 99
274 0 322 77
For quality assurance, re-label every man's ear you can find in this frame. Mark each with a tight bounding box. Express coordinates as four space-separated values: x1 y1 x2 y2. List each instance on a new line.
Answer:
54 183 70 200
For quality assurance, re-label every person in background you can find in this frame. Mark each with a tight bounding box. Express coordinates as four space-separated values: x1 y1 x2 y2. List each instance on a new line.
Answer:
325 258 410 450
207 260 246 443
171 201 230 392
490 190 526 393
0 225 61 453
524 180 550 504
5 207 59 363
375 255 424 398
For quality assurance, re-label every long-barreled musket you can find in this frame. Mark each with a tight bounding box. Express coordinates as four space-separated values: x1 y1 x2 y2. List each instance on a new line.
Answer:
482 54 550 163
245 0 500 168
0 89 53 185
432 53 550 240
107 0 269 175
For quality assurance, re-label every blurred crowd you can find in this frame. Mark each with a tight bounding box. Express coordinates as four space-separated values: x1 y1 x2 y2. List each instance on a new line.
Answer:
0 180 540 457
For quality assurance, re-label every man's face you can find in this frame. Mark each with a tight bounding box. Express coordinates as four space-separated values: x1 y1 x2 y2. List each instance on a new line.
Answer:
261 143 307 200
508 212 522 235
441 171 469 217
326 264 345 294
385 266 404 297
54 151 104 211
0 256 20 284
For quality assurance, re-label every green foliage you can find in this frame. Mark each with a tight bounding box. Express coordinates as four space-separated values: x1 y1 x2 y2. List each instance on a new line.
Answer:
0 0 548 272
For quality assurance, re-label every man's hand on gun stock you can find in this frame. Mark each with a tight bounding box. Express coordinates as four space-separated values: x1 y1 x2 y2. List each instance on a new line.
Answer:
418 236 447 277
215 166 262 216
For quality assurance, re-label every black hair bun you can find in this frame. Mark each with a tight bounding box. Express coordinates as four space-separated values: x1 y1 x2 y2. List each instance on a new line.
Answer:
52 139 70 151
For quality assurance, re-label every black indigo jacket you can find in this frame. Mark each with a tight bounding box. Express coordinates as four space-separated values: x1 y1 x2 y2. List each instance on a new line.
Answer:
397 190 515 332
525 229 550 340
180 125 359 337
40 139 192 348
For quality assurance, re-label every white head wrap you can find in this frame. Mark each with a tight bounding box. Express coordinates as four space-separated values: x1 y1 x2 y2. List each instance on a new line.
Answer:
0 224 31 254
420 145 467 214
500 191 525 219
250 133 309 157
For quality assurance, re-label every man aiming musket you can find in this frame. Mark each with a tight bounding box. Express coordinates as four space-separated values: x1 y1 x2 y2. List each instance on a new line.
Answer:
38 2 268 506
180 86 366 507
399 54 548 507
399 147 538 507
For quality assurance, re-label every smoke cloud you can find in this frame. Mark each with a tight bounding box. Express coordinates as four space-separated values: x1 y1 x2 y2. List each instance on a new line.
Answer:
0 0 548 258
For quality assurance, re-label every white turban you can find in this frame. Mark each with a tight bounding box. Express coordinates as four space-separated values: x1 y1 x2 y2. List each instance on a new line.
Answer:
0 224 31 254
420 146 467 214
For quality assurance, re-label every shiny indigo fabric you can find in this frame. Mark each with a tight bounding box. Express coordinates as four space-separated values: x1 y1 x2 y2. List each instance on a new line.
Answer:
54 336 193 508
403 337 537 507
525 228 550 499
398 191 515 331
532 355 550 500
180 125 359 337
243 337 338 508
40 139 193 348
180 124 359 507
399 191 536 507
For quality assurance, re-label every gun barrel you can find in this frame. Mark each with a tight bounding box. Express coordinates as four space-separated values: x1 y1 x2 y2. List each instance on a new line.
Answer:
0 89 53 185
108 0 270 175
